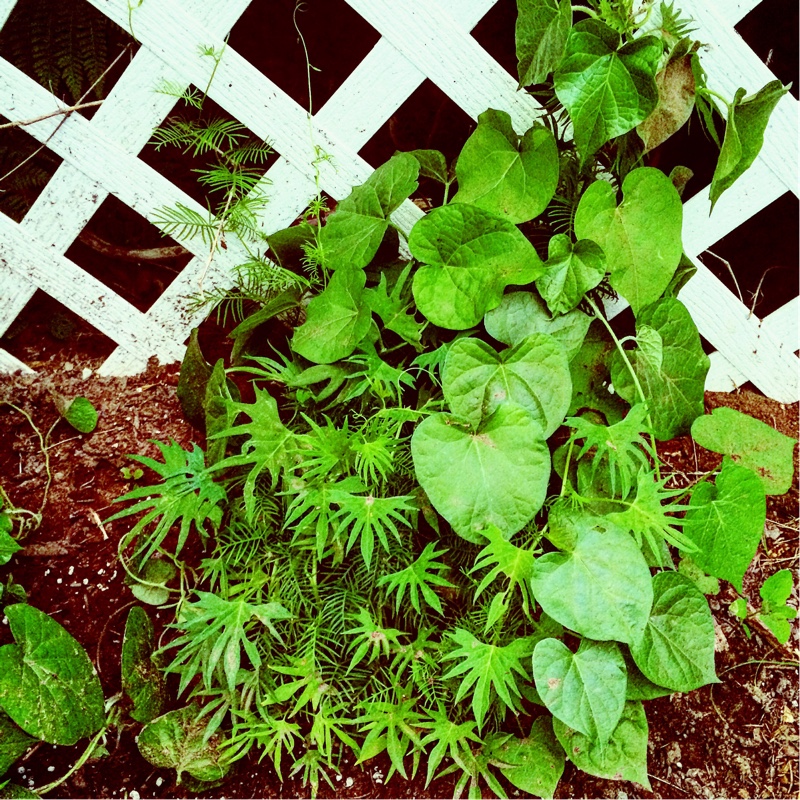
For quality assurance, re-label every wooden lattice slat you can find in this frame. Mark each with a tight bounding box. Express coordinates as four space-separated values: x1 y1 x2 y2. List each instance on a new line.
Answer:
0 0 796 402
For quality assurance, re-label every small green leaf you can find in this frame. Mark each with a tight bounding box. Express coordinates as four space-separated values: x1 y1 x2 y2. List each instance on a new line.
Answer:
177 328 213 428
484 290 591 360
554 21 661 162
443 334 571 436
364 264 424 349
412 405 550 542
710 81 789 210
683 460 766 592
407 149 450 183
630 572 718 693
0 710 35 775
678 556 721 596
138 705 229 784
0 530 21 567
553 700 651 789
575 168 683 313
536 235 606 315
128 558 177 606
610 298 709 440
121 607 166 724
691 406 797 495
319 153 419 270
530 515 652 644
291 266 372 364
761 569 794 609
63 397 98 434
484 717 565 799
453 110 559 223
204 359 238 466
410 204 543 330
533 638 626 744
0 604 105 745
516 0 572 86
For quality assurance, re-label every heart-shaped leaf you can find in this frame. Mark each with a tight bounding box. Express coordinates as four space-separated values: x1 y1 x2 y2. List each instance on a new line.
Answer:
553 701 651 789
63 396 98 433
453 110 559 223
319 153 419 270
630 572 718 692
516 0 572 86
530 515 652 644
575 168 683 313
484 290 590 360
691 406 797 495
291 266 372 364
0 710 35 774
554 20 661 161
533 638 626 744
411 404 550 542
0 529 21 567
0 604 105 745
536 234 606 315
683 460 766 592
610 298 708 440
410 204 543 330
443 334 571 436
710 81 789 210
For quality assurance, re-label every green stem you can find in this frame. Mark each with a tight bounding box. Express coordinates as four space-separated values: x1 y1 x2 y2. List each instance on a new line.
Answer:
584 296 661 480
559 438 575 497
36 728 107 795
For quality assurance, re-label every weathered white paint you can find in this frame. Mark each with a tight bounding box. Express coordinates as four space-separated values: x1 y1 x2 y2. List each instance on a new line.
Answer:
0 0 16 29
0 0 796 401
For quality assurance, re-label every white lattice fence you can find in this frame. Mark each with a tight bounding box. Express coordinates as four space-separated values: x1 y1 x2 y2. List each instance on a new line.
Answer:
0 0 797 403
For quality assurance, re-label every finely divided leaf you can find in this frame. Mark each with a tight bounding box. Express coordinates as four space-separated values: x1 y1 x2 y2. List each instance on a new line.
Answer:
691 406 797 495
630 572 718 692
554 21 661 162
410 204 543 330
574 168 683 313
683 460 766 592
516 0 572 86
320 153 419 270
412 405 551 542
443 334 571 436
454 110 559 223
533 638 626 744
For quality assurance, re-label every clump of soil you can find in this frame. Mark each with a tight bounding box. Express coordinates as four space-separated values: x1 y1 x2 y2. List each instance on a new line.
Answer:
0 361 797 799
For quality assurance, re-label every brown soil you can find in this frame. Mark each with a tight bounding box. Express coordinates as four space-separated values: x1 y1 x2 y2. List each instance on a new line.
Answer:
0 353 797 799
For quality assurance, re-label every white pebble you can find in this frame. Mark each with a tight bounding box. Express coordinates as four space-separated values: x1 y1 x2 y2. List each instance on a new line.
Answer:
44 569 50 576
17 767 24 774
68 566 74 576
63 362 74 372
47 766 55 772
82 368 93 380
82 578 88 585
345 777 354 788
130 791 140 800
57 578 62 584
155 777 163 787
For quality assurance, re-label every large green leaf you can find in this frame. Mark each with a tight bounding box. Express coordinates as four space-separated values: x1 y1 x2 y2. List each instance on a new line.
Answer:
691 406 797 495
630 572 718 692
554 21 661 161
453 110 559 223
138 705 229 784
319 153 419 270
291 266 372 364
530 516 653 644
553 701 651 789
536 234 606 315
0 604 104 745
442 334 571 436
710 81 789 210
484 290 590 360
516 0 572 86
484 717 565 798
610 298 709 440
533 638 626 744
574 168 683 313
411 404 550 542
0 710 35 775
410 204 543 330
682 460 766 592
121 607 166 724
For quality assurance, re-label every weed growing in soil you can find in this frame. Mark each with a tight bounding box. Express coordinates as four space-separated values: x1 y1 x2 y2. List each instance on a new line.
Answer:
0 1 796 798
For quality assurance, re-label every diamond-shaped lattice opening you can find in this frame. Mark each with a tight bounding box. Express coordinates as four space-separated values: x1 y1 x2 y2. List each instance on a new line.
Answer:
0 289 117 367
696 192 799 319
471 0 518 80
63 195 193 313
0 122 64 222
359 79 476 207
0 0 138 113
138 93 278 212
736 0 799 100
227 0 379 112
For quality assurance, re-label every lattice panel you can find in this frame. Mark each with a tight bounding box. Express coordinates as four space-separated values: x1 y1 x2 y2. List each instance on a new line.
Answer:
0 0 797 403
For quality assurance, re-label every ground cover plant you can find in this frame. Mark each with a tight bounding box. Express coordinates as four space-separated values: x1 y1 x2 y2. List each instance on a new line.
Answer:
0 1 796 798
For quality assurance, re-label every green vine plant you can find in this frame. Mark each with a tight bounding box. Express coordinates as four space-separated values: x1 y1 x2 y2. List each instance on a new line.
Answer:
8 0 788 797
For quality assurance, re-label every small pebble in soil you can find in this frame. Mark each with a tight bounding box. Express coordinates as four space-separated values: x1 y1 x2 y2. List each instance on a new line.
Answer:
2 617 7 625
47 766 55 772
130 791 140 800
44 569 50 576
82 368 93 380
345 777 354 788
56 578 62 584
335 775 342 782
155 778 163 788
68 566 74 575
64 362 73 372
82 578 88 585
17 767 24 774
